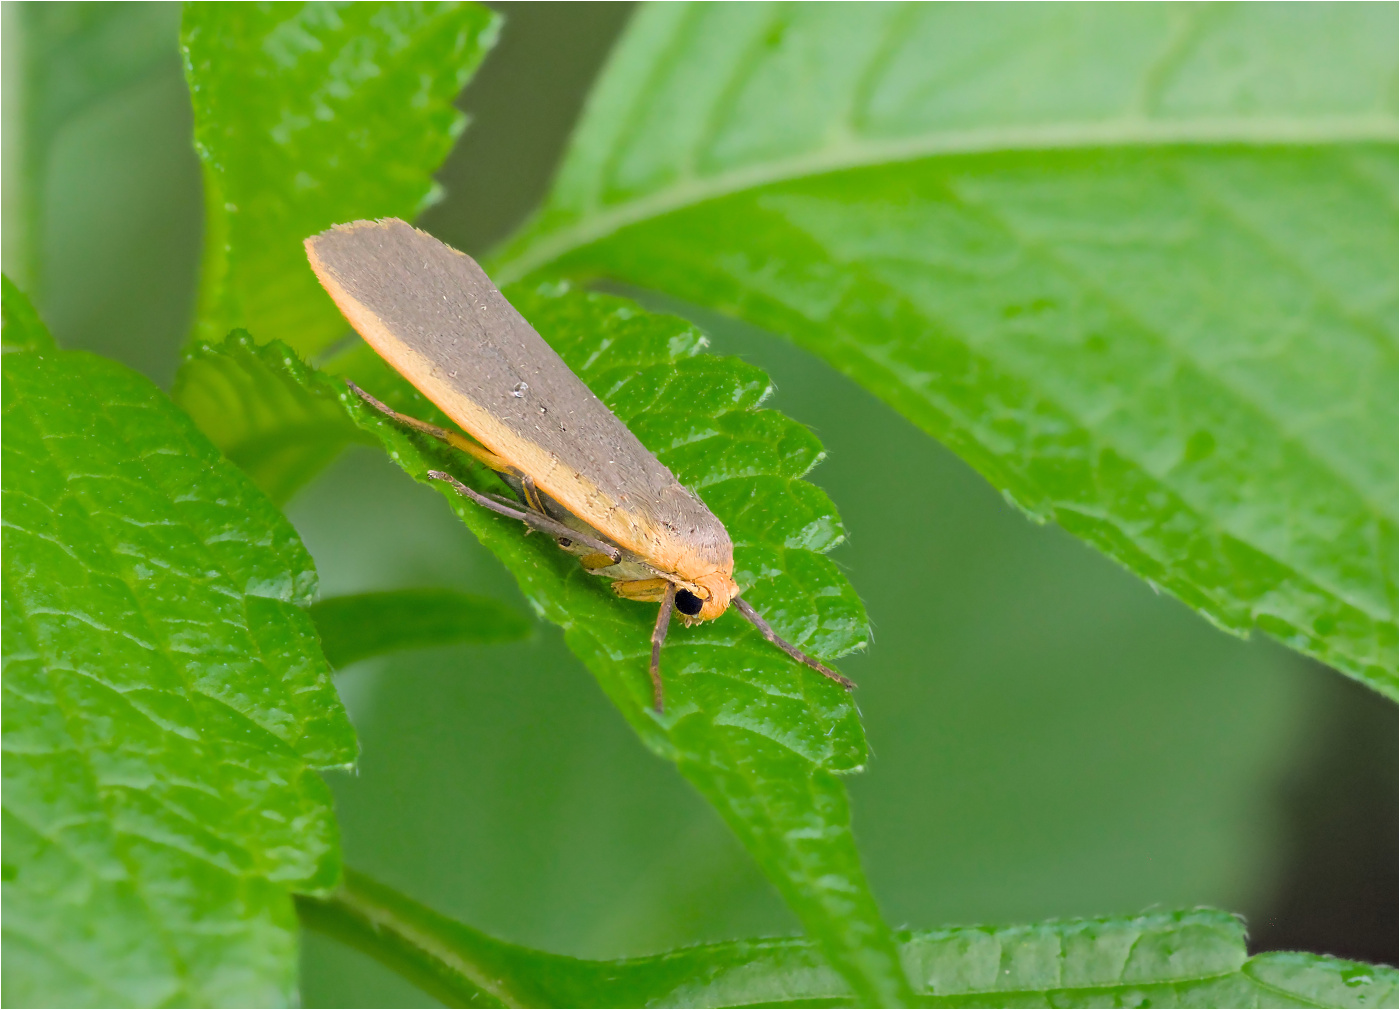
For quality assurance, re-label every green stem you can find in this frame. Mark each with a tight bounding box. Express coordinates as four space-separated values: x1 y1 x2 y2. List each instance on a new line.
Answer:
294 870 547 1009
295 879 1393 1010
295 868 844 1009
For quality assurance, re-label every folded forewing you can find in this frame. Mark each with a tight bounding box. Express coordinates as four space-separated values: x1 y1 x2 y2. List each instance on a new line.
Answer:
306 219 731 577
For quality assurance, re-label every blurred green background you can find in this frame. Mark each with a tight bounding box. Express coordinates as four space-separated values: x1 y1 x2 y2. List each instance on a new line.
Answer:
4 4 1394 1007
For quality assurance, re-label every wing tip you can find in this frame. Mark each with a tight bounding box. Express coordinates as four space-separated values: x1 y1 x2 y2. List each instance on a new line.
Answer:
304 218 422 279
304 218 482 287
305 216 411 248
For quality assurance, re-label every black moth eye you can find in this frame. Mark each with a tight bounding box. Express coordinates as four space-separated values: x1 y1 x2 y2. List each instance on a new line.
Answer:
675 589 703 616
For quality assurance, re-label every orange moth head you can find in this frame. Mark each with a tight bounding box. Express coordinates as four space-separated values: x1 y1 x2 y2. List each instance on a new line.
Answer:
680 570 739 624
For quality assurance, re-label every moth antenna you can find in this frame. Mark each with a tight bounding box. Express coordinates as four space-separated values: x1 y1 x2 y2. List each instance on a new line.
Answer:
650 583 676 714
731 597 855 690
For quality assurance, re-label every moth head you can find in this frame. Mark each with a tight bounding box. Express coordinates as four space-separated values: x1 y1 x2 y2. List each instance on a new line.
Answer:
679 571 738 624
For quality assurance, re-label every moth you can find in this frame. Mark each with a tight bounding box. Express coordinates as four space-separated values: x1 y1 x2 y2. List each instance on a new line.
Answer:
305 218 852 711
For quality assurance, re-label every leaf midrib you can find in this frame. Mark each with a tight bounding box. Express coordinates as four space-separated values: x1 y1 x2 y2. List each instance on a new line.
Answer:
493 114 1397 284
898 971 1297 1005
624 937 1255 1004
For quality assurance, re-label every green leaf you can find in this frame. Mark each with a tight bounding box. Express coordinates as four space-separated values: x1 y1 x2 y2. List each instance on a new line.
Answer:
195 286 914 1006
2 329 356 1004
174 330 371 505
492 2 1399 696
299 870 1399 1008
2 274 56 353
1244 951 1400 1010
180 1 499 356
310 588 531 670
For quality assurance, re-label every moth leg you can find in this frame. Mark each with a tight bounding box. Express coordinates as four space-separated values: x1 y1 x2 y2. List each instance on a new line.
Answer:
612 578 671 602
649 582 676 713
519 474 547 514
474 489 604 557
427 470 620 563
731 596 855 690
478 489 531 511
347 380 512 473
